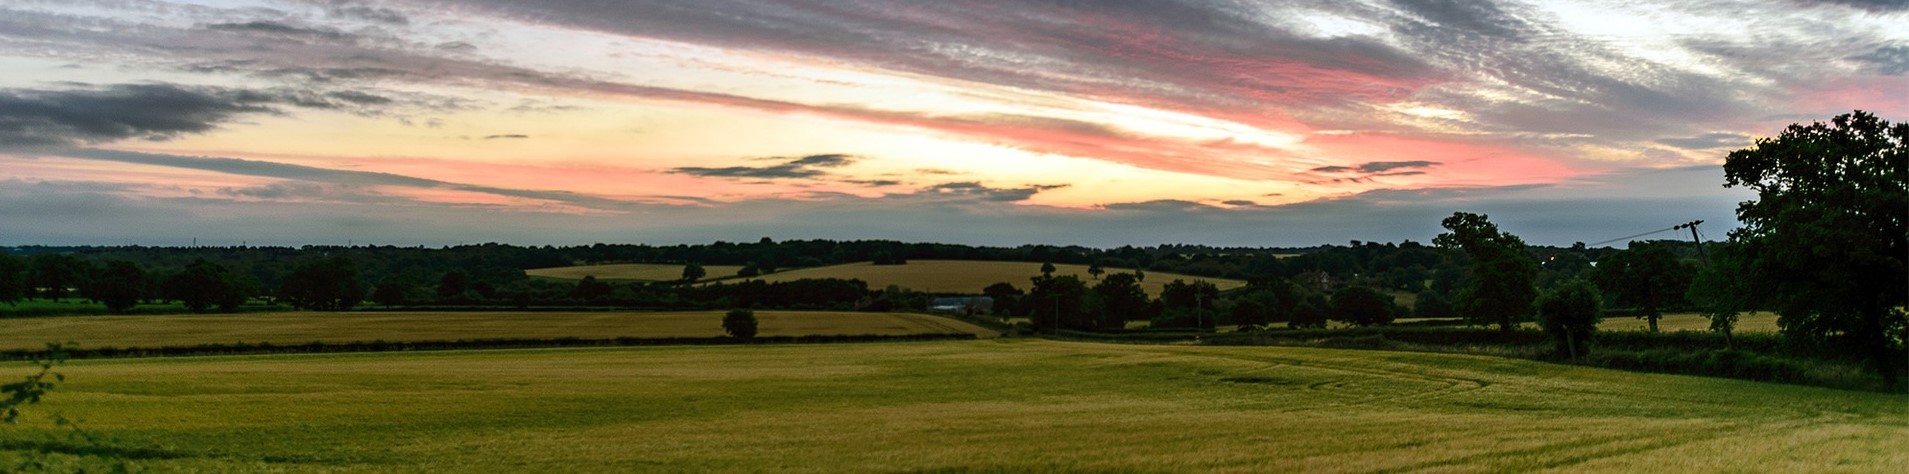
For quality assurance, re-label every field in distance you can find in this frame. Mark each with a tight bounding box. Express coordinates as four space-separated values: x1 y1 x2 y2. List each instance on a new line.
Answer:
526 263 745 281
0 311 994 351
745 260 1242 296
11 340 1904 471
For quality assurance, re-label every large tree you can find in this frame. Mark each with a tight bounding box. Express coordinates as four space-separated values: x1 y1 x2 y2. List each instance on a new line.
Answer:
27 254 89 301
163 258 246 312
1434 212 1538 332
1092 273 1149 327
280 256 363 311
0 254 25 305
1536 279 1602 359
89 260 146 313
1027 274 1091 332
1328 285 1396 327
1720 110 1907 385
1592 241 1695 332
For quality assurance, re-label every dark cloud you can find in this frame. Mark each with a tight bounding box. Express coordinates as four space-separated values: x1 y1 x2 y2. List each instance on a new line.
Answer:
845 179 902 187
0 84 279 146
314 0 411 25
1310 160 1439 180
205 21 355 43
434 41 478 53
1851 45 1909 75
1790 0 1909 12
1355 160 1439 173
482 134 528 139
1221 200 1256 206
1656 132 1751 150
55 149 643 211
671 154 858 179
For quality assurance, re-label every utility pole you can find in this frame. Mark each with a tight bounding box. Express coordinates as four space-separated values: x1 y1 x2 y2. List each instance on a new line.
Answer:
1673 220 1707 262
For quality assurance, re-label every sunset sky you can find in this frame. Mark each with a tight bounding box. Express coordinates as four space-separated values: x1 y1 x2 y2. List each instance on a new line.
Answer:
2 0 1905 247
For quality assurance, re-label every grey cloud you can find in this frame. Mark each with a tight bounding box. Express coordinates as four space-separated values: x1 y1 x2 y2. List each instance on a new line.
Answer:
1791 0 1909 11
919 182 1066 203
314 0 411 25
1356 161 1439 173
482 134 528 139
434 41 478 53
0 84 279 146
1656 132 1751 150
53 148 642 212
205 21 355 43
1851 45 1909 75
672 154 858 179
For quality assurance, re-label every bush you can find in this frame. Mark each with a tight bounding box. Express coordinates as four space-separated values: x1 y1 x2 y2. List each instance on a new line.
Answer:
722 309 758 339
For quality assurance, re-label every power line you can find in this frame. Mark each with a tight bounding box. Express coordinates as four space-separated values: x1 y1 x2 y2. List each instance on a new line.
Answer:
1585 225 1680 247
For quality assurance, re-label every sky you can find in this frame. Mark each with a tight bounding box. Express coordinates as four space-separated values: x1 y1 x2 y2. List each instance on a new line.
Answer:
1 0 1905 248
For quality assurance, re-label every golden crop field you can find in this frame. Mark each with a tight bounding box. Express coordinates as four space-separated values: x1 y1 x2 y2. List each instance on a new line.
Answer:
0 311 995 351
1597 311 1781 333
525 263 746 281
735 260 1246 296
7 340 1904 471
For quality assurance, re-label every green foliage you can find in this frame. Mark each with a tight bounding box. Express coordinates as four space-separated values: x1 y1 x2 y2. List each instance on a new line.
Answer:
1039 261 1056 276
0 254 24 305
722 309 758 339
1721 110 1908 385
27 254 89 301
980 282 1023 316
1027 274 1091 331
436 271 468 300
1092 273 1149 326
162 259 247 313
1413 290 1455 319
0 342 72 424
1087 263 1104 279
1686 244 1755 348
1328 286 1395 327
1435 212 1538 332
279 257 362 311
88 261 145 314
1536 279 1602 358
371 281 409 308
1288 295 1329 329
681 263 706 282
1592 242 1694 332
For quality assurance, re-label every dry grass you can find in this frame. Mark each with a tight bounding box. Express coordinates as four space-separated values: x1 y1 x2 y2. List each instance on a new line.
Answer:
7 340 1904 472
731 260 1245 296
0 311 996 350
525 263 746 281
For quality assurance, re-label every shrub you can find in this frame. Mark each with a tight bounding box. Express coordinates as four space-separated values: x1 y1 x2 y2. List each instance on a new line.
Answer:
722 309 758 339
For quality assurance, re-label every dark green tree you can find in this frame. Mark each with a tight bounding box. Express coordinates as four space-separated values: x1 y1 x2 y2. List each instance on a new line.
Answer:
1592 241 1694 332
1039 261 1057 277
437 271 469 300
280 257 362 311
1157 279 1220 330
1289 295 1329 329
89 261 145 313
737 262 761 277
1328 285 1395 327
0 254 24 305
572 275 612 301
981 282 1023 316
1435 212 1539 332
1720 110 1907 384
1535 279 1602 359
681 263 707 282
1087 263 1105 280
163 258 242 312
723 309 758 339
1027 274 1090 332
1092 273 1149 327
1686 244 1755 349
1228 289 1279 329
26 254 88 301
1413 290 1455 319
372 281 409 308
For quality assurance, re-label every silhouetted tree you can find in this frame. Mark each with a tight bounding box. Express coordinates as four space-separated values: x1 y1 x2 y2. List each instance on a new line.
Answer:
90 260 145 313
1289 295 1329 329
1593 241 1694 332
1536 279 1602 359
437 270 469 300
681 263 706 282
572 275 612 301
1039 261 1057 277
1087 263 1105 280
1093 273 1149 327
280 257 362 311
1328 286 1395 327
0 254 24 305
1435 212 1538 332
27 254 88 301
1687 244 1753 349
723 309 758 339
163 258 243 312
1027 274 1090 331
1720 110 1907 385
981 282 1023 316
1413 290 1455 319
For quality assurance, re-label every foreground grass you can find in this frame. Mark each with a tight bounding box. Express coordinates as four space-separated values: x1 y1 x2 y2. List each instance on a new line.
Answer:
736 260 1246 295
5 340 1903 472
0 311 996 351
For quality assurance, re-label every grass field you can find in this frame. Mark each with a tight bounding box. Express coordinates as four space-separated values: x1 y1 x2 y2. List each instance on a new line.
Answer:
0 311 996 351
733 260 1246 296
5 340 1903 471
1598 311 1780 333
525 263 746 281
